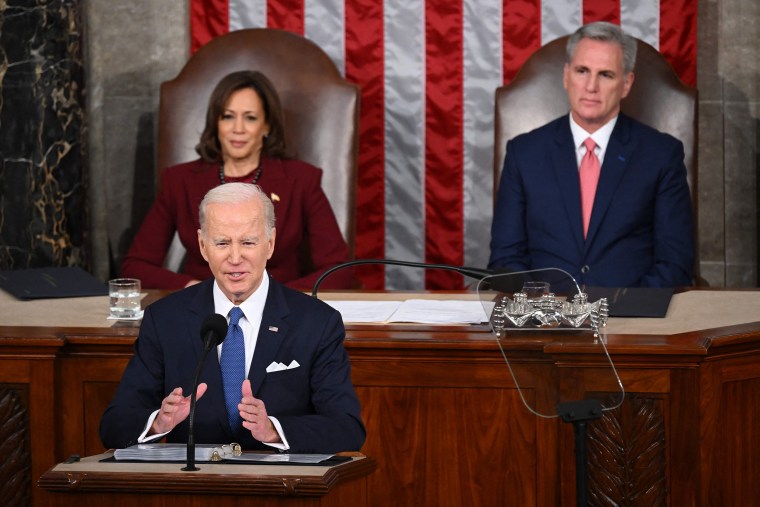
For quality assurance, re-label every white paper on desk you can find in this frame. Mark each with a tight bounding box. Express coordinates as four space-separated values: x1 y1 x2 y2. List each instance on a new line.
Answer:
325 300 402 323
223 453 334 464
326 299 493 324
114 443 216 461
389 299 493 324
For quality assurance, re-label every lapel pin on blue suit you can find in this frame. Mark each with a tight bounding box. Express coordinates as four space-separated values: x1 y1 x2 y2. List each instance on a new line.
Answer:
268 325 279 332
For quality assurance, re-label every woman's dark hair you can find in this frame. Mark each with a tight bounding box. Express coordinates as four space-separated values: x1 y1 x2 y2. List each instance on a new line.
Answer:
196 70 289 162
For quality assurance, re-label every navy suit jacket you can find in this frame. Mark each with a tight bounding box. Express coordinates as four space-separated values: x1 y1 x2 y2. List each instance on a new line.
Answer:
489 113 694 287
100 277 366 453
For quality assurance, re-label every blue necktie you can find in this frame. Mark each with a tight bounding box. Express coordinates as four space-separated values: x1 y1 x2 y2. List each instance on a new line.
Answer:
221 307 245 431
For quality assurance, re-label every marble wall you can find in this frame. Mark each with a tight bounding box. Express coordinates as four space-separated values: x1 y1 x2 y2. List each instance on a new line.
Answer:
697 0 760 286
2 0 758 287
84 1 188 280
0 1 88 270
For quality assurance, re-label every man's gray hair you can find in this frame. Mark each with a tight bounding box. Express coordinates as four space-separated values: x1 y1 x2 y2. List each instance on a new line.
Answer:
566 21 637 74
199 182 276 238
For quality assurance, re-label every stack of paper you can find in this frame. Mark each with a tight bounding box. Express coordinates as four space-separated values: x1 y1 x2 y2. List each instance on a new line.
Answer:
223 453 335 464
114 443 217 461
113 443 336 464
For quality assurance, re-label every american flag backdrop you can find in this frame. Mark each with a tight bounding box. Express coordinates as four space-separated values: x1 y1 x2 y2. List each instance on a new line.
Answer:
190 0 697 290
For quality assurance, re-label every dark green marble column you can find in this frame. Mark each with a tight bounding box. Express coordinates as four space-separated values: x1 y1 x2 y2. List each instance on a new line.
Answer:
0 0 88 270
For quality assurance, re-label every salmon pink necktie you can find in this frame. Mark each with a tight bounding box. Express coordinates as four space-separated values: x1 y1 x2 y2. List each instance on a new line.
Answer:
579 138 600 238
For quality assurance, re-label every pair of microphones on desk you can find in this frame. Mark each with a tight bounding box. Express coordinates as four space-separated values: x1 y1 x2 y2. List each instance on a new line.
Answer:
183 258 508 470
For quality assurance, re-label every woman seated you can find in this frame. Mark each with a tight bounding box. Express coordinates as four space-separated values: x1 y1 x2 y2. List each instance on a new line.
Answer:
122 70 353 290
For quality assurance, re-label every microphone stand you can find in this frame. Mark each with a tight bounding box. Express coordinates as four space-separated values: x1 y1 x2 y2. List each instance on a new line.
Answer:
311 258 495 297
182 352 208 471
557 399 603 506
183 314 227 472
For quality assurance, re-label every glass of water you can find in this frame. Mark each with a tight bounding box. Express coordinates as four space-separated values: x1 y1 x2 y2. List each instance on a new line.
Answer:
108 278 143 319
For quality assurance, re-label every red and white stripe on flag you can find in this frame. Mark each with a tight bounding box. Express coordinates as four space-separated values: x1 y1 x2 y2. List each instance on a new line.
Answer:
190 0 697 290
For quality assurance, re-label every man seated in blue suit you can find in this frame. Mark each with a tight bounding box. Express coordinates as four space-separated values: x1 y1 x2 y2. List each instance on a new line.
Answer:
100 182 365 453
489 21 694 288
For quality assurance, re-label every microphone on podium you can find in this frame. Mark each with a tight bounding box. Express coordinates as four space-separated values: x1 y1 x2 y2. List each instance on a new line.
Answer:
311 258 503 297
183 313 228 472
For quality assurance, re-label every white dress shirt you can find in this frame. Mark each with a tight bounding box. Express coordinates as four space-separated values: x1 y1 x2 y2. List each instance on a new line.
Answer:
568 114 618 169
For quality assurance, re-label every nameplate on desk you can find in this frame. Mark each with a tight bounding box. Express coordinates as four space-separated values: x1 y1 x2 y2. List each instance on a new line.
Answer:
0 266 108 300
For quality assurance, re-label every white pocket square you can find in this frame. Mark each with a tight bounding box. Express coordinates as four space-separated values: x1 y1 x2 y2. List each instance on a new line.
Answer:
265 360 300 373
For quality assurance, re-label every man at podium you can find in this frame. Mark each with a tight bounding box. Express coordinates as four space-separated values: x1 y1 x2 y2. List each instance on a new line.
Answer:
100 183 365 453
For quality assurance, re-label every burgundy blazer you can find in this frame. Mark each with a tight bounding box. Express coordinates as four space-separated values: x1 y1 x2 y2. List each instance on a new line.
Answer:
121 158 352 290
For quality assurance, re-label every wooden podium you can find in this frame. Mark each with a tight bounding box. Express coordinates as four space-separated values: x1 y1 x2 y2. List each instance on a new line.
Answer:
38 452 375 506
1 288 760 506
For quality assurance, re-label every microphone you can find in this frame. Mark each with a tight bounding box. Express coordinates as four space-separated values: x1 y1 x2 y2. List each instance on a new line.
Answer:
311 258 505 297
183 313 228 471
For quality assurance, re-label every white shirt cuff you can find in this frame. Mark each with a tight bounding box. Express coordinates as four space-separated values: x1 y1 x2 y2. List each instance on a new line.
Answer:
264 416 290 451
137 411 289 451
137 409 170 443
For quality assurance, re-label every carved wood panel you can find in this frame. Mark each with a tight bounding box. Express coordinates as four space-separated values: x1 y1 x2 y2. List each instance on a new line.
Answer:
587 395 666 507
0 386 32 507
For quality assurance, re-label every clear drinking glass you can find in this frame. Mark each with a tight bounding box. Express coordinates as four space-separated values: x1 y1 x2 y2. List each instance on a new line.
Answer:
108 278 143 319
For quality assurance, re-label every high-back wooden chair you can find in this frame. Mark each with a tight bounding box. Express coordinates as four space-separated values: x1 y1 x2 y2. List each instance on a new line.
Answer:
157 28 359 267
494 35 699 279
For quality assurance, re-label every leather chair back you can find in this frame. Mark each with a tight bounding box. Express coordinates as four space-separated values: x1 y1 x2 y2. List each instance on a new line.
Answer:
494 36 697 207
157 28 359 254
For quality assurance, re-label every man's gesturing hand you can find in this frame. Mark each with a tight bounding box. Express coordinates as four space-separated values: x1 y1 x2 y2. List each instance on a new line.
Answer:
149 383 208 435
239 379 281 443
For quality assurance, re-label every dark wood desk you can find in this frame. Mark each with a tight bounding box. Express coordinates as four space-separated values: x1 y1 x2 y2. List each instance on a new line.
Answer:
38 452 375 506
1 289 759 506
